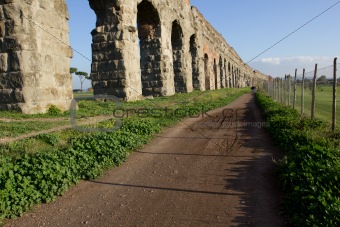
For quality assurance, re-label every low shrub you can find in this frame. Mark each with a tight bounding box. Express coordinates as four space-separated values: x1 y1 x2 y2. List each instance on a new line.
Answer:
47 105 62 116
256 92 340 226
0 118 160 220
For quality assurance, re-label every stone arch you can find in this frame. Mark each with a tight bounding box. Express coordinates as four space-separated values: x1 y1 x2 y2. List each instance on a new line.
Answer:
224 58 228 88
213 58 218 90
137 0 162 96
228 62 231 88
219 56 224 88
231 65 235 88
204 53 210 90
190 34 199 90
171 20 185 93
236 68 239 88
0 0 268 114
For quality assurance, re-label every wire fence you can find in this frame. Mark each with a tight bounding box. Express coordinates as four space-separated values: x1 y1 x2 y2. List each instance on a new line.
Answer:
263 58 339 131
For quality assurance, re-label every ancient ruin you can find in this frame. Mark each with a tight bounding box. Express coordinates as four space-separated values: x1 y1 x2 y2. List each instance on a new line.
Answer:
0 0 268 114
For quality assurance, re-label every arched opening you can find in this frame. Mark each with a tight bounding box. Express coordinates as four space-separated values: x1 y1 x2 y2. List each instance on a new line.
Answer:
224 59 228 88
228 62 231 88
232 65 235 88
235 68 240 88
237 68 240 88
137 0 162 96
204 54 210 90
171 20 185 93
219 56 223 88
213 58 218 90
190 34 199 90
69 1 96 92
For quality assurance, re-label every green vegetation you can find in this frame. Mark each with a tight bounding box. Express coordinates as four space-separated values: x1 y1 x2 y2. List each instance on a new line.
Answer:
47 105 62 116
0 89 247 140
73 92 94 98
0 88 248 222
279 85 340 127
256 92 340 226
0 120 69 139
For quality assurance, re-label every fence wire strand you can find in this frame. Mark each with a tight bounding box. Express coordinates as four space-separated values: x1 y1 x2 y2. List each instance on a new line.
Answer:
264 60 339 131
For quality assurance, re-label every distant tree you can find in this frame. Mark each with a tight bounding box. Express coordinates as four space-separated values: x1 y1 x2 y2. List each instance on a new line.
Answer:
317 75 327 85
75 71 90 92
70 68 78 85
70 67 78 75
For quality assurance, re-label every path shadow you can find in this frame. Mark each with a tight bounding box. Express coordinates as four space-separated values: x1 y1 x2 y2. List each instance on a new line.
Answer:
223 94 288 226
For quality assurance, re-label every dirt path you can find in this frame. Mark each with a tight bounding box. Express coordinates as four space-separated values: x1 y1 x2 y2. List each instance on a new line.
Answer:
4 94 287 226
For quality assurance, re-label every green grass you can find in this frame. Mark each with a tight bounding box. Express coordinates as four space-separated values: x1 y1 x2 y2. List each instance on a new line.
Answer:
273 85 340 128
0 88 249 157
0 120 69 139
73 92 94 98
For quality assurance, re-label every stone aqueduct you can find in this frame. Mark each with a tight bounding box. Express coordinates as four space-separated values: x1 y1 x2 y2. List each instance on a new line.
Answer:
0 0 268 114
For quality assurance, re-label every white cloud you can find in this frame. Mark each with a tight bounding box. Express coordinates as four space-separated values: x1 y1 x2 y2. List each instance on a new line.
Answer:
259 58 281 65
250 56 338 78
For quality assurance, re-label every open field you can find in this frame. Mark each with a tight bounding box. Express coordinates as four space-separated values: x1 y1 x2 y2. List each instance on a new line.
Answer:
273 85 340 128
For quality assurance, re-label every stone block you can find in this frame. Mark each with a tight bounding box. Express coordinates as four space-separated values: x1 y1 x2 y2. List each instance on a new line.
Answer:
0 72 23 89
55 73 71 87
0 88 13 102
0 53 8 72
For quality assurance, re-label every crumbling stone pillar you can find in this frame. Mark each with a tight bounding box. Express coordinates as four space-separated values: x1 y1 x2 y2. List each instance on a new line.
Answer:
89 0 142 100
0 0 73 113
213 58 220 90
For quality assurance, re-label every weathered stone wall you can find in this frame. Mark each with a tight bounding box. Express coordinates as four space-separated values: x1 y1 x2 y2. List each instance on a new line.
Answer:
0 0 72 114
89 0 196 100
0 0 268 113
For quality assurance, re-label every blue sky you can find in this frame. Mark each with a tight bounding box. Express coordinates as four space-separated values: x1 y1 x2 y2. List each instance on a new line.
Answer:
66 0 340 89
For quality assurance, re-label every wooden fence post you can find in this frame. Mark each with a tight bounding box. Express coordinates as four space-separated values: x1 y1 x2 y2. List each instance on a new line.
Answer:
293 69 297 109
280 78 283 103
301 69 305 116
273 79 276 100
276 78 279 101
274 78 277 100
271 80 274 98
284 75 287 105
276 78 279 102
311 64 318 120
288 74 291 106
332 58 337 132
270 80 273 98
276 78 280 102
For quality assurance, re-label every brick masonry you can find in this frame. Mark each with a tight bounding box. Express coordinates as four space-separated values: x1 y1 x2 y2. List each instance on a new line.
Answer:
0 0 267 113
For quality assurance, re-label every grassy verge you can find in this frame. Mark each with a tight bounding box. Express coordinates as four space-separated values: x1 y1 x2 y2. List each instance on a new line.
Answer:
0 89 244 138
256 92 340 226
0 120 69 139
278 85 340 128
0 88 248 222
